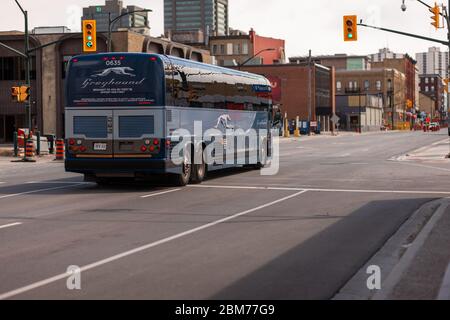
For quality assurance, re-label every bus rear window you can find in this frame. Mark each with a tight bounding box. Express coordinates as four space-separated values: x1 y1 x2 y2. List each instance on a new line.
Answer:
66 56 164 107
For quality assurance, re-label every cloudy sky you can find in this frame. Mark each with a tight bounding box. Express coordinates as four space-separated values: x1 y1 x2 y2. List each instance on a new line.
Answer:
1 0 449 58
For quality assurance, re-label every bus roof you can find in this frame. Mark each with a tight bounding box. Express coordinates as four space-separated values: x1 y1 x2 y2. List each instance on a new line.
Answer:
71 53 270 84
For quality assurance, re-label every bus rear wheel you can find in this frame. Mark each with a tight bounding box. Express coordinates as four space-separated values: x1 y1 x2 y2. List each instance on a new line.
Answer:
190 159 206 184
172 150 192 186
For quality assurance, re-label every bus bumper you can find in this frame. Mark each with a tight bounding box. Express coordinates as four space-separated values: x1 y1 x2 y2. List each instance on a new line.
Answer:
65 158 181 176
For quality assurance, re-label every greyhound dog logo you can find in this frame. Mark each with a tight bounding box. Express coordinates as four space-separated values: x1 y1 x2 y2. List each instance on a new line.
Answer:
215 114 234 130
91 67 136 78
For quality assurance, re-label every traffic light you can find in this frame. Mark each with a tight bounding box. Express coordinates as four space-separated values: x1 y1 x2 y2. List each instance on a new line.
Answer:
430 3 441 29
343 15 358 41
19 85 30 102
82 20 97 52
11 87 20 102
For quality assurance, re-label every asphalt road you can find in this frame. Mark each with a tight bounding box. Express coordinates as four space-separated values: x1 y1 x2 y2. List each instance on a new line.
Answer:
0 130 449 300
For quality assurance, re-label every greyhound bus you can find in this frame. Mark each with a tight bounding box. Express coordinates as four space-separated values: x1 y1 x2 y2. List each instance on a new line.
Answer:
64 53 272 185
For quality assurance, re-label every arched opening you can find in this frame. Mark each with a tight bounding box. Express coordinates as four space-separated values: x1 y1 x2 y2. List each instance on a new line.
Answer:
147 42 165 54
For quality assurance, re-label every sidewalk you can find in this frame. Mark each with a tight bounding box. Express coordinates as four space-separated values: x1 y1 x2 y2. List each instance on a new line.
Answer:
385 201 450 300
396 138 450 162
279 129 400 143
0 144 14 157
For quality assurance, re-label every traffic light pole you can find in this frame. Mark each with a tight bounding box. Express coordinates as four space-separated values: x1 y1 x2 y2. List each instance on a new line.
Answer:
357 22 449 46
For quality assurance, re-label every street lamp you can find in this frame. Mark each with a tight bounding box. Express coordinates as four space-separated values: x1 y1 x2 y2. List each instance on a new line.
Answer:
107 9 152 52
238 48 276 69
14 0 32 152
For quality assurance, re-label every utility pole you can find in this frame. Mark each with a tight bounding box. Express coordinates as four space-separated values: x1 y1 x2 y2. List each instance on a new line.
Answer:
14 0 31 144
308 49 312 135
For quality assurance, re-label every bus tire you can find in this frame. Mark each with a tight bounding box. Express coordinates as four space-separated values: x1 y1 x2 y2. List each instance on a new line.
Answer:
190 155 206 184
172 148 191 186
253 139 268 169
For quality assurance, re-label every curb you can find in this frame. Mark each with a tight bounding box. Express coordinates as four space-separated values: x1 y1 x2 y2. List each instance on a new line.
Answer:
333 199 446 300
437 263 450 300
373 200 449 300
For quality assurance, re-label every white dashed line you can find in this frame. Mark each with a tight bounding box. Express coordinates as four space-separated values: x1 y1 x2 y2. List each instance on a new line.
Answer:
0 222 22 230
141 188 182 198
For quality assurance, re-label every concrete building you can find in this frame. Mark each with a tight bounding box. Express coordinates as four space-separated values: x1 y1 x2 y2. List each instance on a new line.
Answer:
0 30 211 143
209 28 285 66
336 95 383 132
289 54 371 71
418 74 445 118
164 0 229 44
335 68 407 130
369 48 404 63
416 47 449 79
82 0 150 35
371 55 417 109
236 63 335 132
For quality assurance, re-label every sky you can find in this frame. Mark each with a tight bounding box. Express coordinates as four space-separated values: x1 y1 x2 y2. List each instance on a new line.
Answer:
1 0 449 58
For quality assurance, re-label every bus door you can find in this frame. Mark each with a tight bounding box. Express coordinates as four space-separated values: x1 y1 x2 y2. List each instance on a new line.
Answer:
66 109 113 157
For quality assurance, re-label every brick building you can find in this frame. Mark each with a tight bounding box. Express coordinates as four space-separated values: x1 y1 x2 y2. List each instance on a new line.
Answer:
335 68 407 129
210 28 285 66
372 55 417 109
0 30 210 143
418 74 445 118
289 54 371 71
237 63 335 131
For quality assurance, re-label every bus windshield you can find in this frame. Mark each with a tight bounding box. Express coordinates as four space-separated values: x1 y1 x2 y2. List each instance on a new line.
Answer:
66 55 164 107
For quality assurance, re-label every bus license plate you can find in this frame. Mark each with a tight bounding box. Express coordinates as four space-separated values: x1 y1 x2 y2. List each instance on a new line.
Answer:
93 143 107 151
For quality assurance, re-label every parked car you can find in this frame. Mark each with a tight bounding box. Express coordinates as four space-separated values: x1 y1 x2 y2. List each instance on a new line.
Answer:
429 122 441 132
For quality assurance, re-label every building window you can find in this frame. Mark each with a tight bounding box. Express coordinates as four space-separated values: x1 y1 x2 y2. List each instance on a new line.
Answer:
431 86 435 92
212 45 218 55
336 81 342 92
233 43 240 55
364 80 370 90
220 44 225 54
425 86 429 92
376 80 382 90
226 43 233 55
242 43 248 55
425 77 429 84
0 56 36 80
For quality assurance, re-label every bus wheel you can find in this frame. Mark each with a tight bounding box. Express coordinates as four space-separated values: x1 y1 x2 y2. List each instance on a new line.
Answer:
173 149 191 186
254 141 267 169
190 156 206 184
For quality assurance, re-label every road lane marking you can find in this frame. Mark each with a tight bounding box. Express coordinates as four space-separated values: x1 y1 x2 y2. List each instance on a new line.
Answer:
0 222 22 230
189 185 304 191
0 183 86 200
26 181 90 185
391 161 450 173
0 190 307 300
141 188 182 198
189 184 450 195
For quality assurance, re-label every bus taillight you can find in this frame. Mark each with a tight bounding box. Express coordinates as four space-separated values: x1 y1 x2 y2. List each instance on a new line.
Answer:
140 146 148 153
79 146 87 152
153 139 160 145
68 138 75 146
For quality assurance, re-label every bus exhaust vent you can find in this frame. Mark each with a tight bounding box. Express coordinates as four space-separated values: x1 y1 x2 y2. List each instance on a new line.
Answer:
166 110 173 123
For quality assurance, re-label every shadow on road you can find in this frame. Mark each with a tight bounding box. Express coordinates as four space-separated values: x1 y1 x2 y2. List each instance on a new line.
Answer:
210 197 436 300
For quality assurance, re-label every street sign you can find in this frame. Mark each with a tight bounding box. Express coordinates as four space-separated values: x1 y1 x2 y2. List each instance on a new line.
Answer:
331 114 340 124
